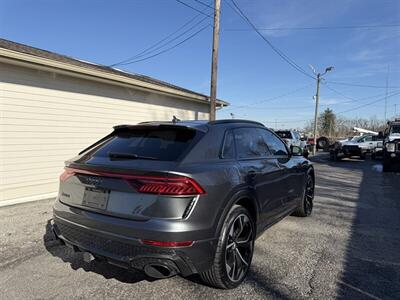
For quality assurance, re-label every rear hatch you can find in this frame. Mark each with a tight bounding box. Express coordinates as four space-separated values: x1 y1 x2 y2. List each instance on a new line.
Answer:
58 125 205 220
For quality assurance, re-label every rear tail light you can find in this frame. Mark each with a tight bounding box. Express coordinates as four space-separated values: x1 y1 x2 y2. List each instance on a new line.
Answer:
140 239 193 247
128 176 205 196
59 168 76 182
59 167 205 196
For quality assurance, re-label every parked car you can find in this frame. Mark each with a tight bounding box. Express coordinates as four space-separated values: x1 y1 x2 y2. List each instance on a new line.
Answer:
330 134 383 160
382 118 400 171
52 120 315 289
275 130 307 151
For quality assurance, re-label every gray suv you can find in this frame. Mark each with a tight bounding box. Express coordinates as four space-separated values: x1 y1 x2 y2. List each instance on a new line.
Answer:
52 120 315 289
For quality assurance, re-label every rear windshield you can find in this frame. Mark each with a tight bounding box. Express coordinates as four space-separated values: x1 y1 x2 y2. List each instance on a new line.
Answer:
275 131 292 139
89 127 199 161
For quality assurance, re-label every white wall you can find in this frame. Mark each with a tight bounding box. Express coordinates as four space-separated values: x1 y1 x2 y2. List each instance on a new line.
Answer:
0 62 209 202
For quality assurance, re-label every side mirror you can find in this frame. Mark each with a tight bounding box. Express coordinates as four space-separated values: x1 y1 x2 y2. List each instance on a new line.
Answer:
291 146 303 156
378 131 384 138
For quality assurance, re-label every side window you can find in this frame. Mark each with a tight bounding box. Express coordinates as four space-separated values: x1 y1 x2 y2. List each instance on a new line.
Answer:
262 130 289 156
364 136 372 142
221 130 235 159
234 128 269 159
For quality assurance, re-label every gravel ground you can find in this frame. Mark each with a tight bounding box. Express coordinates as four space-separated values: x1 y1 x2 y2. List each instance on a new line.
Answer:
1 155 399 300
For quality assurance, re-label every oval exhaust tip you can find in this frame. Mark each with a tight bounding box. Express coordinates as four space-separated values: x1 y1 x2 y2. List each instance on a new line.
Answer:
144 264 176 279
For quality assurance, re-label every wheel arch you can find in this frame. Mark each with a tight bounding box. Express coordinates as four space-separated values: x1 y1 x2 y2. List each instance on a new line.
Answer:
214 188 259 239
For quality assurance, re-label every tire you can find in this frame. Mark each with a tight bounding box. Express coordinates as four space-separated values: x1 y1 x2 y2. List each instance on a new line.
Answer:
293 172 314 217
317 137 330 152
200 205 255 289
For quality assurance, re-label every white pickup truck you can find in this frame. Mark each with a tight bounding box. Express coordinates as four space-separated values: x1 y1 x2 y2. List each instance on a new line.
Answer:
275 130 307 151
330 134 383 160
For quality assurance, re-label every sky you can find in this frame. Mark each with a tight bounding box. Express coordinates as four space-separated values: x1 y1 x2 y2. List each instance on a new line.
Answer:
1 0 400 129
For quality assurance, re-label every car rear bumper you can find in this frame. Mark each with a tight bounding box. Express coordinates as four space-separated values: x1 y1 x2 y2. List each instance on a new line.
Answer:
52 200 217 276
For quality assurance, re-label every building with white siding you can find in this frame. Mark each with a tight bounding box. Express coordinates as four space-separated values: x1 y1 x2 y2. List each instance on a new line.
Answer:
0 39 228 205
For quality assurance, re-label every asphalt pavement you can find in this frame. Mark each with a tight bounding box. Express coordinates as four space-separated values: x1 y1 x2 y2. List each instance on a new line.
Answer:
1 155 399 299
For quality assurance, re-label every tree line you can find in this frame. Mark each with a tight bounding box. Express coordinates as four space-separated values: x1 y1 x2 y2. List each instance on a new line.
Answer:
304 108 388 137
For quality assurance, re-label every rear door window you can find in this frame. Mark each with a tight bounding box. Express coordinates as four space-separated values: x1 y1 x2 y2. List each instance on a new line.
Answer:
234 128 270 159
261 130 289 156
89 127 199 161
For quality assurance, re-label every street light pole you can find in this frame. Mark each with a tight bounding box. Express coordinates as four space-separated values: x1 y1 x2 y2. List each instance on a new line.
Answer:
209 0 221 121
310 66 334 155
312 73 321 155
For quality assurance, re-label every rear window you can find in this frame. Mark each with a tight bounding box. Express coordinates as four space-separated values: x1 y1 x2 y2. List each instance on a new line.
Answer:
89 127 199 161
275 131 292 139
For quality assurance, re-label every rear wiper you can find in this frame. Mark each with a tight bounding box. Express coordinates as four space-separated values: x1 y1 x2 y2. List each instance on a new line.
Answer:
107 152 157 160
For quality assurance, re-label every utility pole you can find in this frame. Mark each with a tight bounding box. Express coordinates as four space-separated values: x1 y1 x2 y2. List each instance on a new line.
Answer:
209 0 221 121
310 65 334 155
384 65 390 121
312 73 321 155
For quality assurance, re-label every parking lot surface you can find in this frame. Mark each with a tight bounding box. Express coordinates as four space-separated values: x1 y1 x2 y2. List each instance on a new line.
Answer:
1 155 399 299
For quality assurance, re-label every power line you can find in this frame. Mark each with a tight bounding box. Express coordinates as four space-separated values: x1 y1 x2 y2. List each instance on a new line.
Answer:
176 0 213 18
192 0 214 10
337 90 400 115
224 84 313 111
325 84 389 104
110 4 212 67
115 16 209 66
327 80 400 89
228 0 316 80
115 24 211 66
224 24 400 31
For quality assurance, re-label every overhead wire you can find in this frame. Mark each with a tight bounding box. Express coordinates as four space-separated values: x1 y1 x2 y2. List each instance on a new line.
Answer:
110 1 212 67
223 84 313 111
327 80 400 89
224 24 400 31
175 0 213 17
228 0 316 80
337 90 400 115
115 24 211 66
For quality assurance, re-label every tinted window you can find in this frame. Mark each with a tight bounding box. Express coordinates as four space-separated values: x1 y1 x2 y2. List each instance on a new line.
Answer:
90 127 198 161
234 128 270 159
390 125 400 134
358 135 372 142
221 130 235 159
276 131 292 139
262 130 289 156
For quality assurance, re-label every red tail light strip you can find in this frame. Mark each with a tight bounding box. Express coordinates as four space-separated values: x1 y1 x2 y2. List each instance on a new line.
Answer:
140 239 194 248
59 167 205 196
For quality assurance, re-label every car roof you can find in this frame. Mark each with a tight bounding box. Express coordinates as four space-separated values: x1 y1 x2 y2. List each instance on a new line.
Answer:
114 119 266 133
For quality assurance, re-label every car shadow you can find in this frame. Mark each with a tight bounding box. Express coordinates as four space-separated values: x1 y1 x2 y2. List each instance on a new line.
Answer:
43 220 155 284
43 220 294 298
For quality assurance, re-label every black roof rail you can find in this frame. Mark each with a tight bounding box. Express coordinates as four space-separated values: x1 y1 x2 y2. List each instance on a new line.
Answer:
209 119 265 127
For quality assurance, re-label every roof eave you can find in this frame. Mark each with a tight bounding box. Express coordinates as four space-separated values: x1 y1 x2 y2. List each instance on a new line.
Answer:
0 47 229 107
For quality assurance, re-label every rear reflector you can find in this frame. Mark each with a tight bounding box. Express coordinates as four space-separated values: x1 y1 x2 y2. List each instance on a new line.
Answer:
140 239 193 248
60 167 205 196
